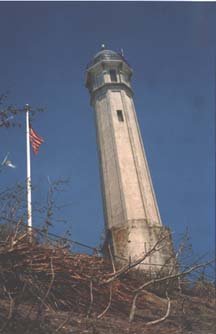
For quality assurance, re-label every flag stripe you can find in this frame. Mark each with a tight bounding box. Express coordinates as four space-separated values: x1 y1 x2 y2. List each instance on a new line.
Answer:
30 128 43 143
30 131 43 142
30 135 43 145
29 125 44 155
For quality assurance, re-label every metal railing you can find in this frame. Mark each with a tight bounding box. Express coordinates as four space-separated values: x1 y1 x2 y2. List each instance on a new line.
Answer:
86 52 130 69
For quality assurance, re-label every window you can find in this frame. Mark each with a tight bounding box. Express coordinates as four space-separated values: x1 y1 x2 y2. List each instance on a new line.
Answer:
117 110 124 122
123 73 129 83
95 73 103 87
110 69 117 82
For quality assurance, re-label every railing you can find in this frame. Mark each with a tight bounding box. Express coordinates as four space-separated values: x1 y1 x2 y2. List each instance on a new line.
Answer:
86 53 130 69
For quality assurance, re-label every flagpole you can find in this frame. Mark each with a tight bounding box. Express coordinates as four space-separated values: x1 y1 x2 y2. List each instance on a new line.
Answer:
25 104 32 237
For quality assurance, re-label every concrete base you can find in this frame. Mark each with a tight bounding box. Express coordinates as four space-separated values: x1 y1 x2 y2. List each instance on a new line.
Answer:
103 220 176 276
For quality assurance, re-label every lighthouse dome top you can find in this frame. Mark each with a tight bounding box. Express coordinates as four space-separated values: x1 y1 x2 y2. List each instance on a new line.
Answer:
86 46 130 69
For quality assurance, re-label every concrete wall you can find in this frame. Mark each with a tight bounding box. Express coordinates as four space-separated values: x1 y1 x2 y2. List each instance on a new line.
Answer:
87 57 175 274
93 87 162 228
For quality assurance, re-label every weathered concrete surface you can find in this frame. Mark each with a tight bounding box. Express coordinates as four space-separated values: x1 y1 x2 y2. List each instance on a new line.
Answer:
86 48 175 273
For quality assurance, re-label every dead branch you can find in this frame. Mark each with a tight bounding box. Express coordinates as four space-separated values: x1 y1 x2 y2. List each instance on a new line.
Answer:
129 291 171 324
54 316 70 333
97 284 113 319
145 292 171 326
102 234 168 285
108 244 116 273
0 223 214 333
10 232 28 249
87 280 94 318
39 256 55 308
129 292 140 322
54 314 81 333
11 220 22 245
134 260 215 293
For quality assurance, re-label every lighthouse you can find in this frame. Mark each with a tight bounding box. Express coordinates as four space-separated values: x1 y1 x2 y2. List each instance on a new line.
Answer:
85 46 174 273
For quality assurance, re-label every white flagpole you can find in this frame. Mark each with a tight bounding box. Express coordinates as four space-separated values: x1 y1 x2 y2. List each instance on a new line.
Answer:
25 104 32 236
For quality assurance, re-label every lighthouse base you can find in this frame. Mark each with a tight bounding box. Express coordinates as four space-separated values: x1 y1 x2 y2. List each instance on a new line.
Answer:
103 220 176 276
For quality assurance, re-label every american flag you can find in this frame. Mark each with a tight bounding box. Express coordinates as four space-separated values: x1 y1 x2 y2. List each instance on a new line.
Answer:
29 125 44 155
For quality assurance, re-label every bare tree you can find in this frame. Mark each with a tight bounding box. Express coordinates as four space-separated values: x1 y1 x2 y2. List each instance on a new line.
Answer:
0 93 44 128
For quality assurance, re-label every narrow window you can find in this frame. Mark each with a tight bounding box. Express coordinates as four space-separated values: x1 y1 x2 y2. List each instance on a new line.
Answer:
123 72 129 83
97 73 103 86
110 69 117 82
94 73 103 87
117 110 124 122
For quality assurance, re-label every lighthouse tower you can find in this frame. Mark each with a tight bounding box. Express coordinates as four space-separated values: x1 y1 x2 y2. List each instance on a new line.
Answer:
85 46 173 273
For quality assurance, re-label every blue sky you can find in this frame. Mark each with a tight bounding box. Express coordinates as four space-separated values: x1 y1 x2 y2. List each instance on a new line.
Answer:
0 2 215 260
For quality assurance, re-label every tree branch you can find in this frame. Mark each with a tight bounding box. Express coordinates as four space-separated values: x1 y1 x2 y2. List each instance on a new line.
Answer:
97 284 113 319
145 292 171 326
134 259 215 293
102 234 168 285
86 280 94 318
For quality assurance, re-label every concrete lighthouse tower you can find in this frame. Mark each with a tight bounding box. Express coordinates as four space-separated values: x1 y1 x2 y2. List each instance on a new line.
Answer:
85 46 173 273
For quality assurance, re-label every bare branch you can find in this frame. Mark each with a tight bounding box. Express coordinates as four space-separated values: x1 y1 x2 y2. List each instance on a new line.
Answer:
97 284 113 319
39 256 55 307
108 243 116 273
129 292 140 322
86 280 94 318
145 292 171 326
134 260 215 293
102 234 168 285
129 290 171 324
